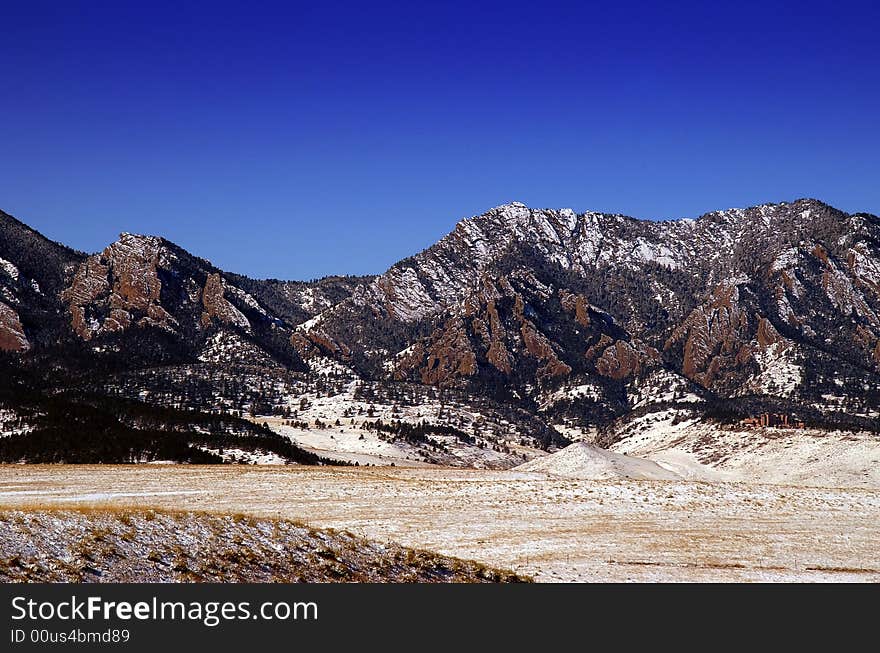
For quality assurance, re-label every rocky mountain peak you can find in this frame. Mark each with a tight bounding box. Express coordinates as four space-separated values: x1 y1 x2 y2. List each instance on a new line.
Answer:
61 232 177 340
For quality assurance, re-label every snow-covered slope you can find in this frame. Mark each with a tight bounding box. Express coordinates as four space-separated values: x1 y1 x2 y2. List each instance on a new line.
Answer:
608 409 880 488
514 442 682 481
0 509 523 582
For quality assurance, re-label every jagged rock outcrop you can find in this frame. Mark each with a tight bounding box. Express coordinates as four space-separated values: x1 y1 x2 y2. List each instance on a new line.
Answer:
290 329 350 360
595 340 658 380
418 317 478 385
201 273 250 330
560 291 591 327
62 234 177 340
0 302 29 352
514 296 571 379
664 282 753 388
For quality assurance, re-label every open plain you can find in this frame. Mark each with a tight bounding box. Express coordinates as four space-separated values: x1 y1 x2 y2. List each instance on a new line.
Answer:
1 464 877 582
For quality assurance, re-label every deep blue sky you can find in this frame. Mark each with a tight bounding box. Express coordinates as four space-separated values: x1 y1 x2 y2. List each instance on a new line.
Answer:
1 1 878 280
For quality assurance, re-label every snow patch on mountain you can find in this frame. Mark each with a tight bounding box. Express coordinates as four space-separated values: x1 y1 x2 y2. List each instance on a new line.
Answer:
0 257 19 281
740 343 802 397
198 330 275 366
225 284 266 317
631 238 679 269
539 382 604 411
628 369 702 409
306 356 357 378
772 247 800 272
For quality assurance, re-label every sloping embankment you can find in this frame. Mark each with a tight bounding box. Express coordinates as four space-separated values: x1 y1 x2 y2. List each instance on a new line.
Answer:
0 509 527 583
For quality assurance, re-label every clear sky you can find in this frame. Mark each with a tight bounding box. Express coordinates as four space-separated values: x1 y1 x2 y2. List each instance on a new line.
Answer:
1 1 878 280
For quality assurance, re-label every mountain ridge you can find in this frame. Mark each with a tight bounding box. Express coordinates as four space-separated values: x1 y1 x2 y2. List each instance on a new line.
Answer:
2 198 879 468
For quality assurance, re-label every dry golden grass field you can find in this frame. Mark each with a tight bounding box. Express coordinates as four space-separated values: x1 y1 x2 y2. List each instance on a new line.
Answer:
1 464 878 582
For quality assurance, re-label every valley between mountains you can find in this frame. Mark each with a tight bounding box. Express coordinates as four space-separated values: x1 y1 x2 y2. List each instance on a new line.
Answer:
1 199 879 581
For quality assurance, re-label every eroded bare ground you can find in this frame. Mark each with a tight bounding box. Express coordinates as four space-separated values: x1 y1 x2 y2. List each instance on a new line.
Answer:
1 465 878 582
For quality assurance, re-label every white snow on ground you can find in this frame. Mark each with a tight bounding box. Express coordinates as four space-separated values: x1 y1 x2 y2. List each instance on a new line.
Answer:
306 356 356 377
0 408 34 437
515 442 682 481
627 369 702 409
643 449 731 481
383 344 417 372
771 247 800 272
297 313 325 331
539 383 603 410
197 447 289 465
709 429 880 488
224 284 266 315
631 238 679 269
295 287 319 312
259 380 545 469
272 422 432 467
609 410 880 488
5 465 877 582
812 392 880 419
551 423 598 443
198 330 276 365
371 267 439 322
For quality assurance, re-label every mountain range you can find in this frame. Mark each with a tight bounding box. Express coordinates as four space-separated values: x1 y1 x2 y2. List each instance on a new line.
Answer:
2 199 879 469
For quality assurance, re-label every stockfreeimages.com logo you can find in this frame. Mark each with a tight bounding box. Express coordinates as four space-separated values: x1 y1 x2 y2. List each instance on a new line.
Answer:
11 595 318 628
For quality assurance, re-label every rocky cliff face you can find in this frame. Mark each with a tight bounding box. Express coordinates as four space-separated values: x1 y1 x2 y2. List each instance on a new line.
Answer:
0 301 29 352
200 273 250 331
62 234 178 340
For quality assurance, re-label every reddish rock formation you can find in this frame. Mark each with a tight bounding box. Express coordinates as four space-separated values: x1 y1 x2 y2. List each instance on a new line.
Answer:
376 278 398 320
484 300 512 374
664 283 751 387
392 342 426 381
471 316 489 345
418 318 477 385
854 325 880 367
0 302 29 352
290 329 351 360
508 291 570 379
585 334 613 363
310 331 349 357
756 317 783 348
560 291 591 327
289 332 314 359
518 320 571 379
63 257 111 339
61 234 176 340
395 279 576 383
779 270 796 292
201 273 249 330
595 340 659 380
